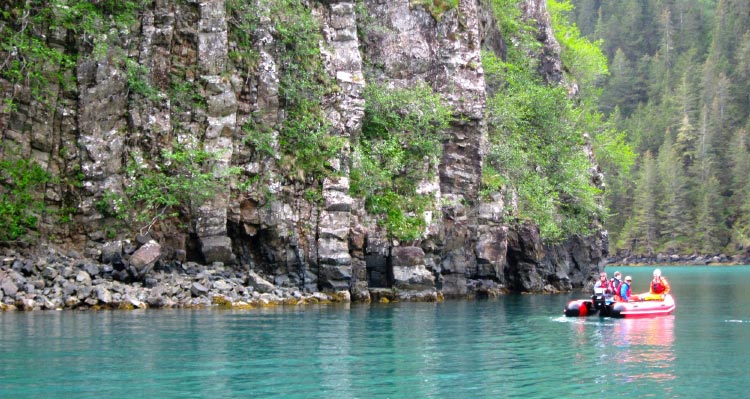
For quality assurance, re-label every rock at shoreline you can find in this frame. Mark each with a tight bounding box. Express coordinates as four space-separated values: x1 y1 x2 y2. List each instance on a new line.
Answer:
0 247 366 311
129 240 162 280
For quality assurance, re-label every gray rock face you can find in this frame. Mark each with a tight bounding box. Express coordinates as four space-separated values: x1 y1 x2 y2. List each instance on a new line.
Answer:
391 247 435 291
0 0 605 301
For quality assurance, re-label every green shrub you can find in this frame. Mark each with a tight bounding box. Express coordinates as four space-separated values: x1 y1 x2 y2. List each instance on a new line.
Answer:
0 0 149 108
410 0 459 21
352 82 452 241
98 144 239 233
0 156 51 241
230 0 339 181
478 0 620 243
482 50 603 242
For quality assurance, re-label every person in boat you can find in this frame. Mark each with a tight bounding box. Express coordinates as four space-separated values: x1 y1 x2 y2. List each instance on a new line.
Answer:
641 268 671 300
619 276 633 302
611 271 623 300
594 272 613 295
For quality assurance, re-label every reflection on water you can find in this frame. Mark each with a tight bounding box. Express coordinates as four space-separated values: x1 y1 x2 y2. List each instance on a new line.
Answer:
611 317 676 383
564 315 677 389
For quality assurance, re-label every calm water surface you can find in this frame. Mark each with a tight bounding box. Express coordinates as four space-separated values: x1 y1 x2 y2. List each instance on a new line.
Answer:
2 265 750 398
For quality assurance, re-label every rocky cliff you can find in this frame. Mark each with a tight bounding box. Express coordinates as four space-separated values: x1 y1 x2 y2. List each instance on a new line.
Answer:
0 0 606 304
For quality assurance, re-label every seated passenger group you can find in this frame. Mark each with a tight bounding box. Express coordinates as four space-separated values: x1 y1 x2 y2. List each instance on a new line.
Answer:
595 269 670 302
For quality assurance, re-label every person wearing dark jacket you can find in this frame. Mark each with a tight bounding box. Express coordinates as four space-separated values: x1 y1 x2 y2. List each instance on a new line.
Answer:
611 271 622 300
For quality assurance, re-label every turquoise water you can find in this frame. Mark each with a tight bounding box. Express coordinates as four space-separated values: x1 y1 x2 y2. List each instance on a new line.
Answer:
2 265 750 398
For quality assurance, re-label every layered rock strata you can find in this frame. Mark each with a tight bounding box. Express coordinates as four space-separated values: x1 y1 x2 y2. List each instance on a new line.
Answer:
0 0 606 306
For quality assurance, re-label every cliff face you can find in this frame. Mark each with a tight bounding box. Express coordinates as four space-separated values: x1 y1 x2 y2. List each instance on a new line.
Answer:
0 0 605 300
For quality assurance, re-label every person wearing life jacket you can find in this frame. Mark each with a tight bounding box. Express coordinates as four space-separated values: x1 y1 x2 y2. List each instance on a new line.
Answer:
593 271 614 309
611 271 623 301
594 271 613 295
619 276 633 302
642 268 671 300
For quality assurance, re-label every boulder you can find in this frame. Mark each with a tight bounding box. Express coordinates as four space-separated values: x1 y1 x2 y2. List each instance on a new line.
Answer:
129 240 162 279
246 271 275 293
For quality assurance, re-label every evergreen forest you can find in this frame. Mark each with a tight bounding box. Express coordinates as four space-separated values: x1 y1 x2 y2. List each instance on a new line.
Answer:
568 0 750 256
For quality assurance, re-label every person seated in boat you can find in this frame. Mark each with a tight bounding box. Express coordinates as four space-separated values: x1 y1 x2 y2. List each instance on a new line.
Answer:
641 268 671 301
594 272 613 296
619 276 633 302
611 271 623 300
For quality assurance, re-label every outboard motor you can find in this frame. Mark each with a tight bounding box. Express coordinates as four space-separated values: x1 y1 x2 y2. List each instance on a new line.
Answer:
591 287 611 315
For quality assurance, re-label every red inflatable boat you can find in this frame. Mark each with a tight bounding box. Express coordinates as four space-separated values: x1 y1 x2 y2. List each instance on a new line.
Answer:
564 292 676 318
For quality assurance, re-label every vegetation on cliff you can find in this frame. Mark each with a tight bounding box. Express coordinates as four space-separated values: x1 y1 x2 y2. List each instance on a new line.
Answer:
0 0 623 252
481 0 632 242
352 82 453 242
0 153 51 241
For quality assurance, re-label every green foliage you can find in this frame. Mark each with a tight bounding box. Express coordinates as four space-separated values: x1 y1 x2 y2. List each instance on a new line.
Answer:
618 151 658 253
230 0 339 181
486 0 526 41
367 192 433 242
0 154 51 241
241 118 277 158
225 0 261 68
480 166 506 198
170 77 206 114
126 58 161 101
352 82 452 241
0 0 149 108
274 0 339 180
590 115 637 177
303 187 324 205
481 1 610 242
98 144 238 233
409 0 459 21
548 0 609 85
570 0 750 254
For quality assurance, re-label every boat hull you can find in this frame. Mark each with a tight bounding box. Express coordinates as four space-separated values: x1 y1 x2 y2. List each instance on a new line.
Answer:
564 294 675 318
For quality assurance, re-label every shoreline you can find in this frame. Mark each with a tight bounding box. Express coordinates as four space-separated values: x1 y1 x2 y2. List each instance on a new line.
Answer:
605 253 750 267
0 248 452 312
8 248 746 313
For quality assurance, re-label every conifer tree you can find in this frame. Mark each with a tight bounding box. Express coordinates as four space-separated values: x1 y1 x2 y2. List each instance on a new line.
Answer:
694 174 726 253
675 113 696 167
657 133 690 252
601 49 640 115
623 151 659 255
727 129 750 249
570 0 750 256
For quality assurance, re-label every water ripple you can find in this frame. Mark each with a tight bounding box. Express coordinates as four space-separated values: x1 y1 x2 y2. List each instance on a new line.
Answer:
4 272 750 399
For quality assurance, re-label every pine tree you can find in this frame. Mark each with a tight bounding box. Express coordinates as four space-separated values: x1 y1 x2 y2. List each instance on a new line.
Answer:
622 151 660 255
694 174 727 253
675 113 696 167
673 0 713 54
601 49 641 115
658 7 675 80
573 0 599 37
569 0 750 256
657 133 690 252
704 74 732 187
727 128 750 249
730 32 750 129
